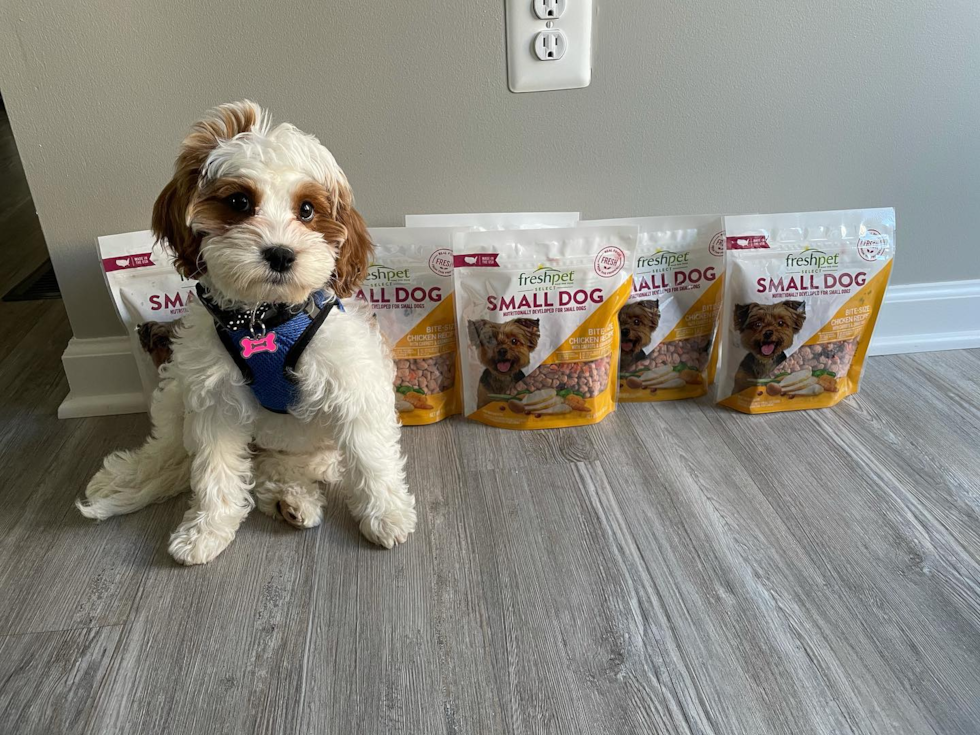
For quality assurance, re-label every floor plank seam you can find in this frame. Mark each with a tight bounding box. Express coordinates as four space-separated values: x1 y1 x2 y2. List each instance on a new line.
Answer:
575 464 717 734
294 526 322 728
79 620 133 735
73 502 173 735
78 551 161 735
0 622 126 640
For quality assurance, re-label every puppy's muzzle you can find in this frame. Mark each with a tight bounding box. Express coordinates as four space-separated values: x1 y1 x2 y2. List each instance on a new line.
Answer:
263 245 296 274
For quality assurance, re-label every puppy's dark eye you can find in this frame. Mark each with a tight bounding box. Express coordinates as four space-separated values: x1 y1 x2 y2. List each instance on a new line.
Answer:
633 318 641 326
299 201 315 222
510 338 520 346
777 319 785 327
226 193 252 213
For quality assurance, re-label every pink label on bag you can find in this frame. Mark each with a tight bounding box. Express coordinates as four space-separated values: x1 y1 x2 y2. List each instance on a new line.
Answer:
102 253 155 272
454 253 500 268
726 235 769 250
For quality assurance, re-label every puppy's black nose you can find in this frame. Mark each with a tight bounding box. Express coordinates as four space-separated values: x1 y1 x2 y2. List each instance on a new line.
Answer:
622 328 632 339
263 246 295 273
763 329 774 340
496 348 508 359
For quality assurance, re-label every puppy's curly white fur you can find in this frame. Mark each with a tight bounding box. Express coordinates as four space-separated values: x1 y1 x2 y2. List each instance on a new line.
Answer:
77 101 416 565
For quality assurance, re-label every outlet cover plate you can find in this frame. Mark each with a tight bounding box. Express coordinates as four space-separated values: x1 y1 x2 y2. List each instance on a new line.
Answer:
506 0 592 92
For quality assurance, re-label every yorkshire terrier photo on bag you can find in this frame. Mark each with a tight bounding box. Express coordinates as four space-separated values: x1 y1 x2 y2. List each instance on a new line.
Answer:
467 317 540 409
618 300 660 373
731 300 807 394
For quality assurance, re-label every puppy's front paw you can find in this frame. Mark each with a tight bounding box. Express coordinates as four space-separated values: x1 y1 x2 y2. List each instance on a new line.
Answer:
277 497 323 529
168 519 235 566
358 494 417 549
256 484 323 529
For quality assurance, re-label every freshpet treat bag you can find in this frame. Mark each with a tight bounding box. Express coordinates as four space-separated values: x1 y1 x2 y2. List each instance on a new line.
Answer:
717 208 895 413
405 212 579 229
98 230 197 406
580 215 725 401
454 226 636 430
359 228 460 424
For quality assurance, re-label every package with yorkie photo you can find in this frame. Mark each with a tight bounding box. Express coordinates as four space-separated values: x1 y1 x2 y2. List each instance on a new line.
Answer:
580 215 726 402
717 208 895 414
453 226 636 430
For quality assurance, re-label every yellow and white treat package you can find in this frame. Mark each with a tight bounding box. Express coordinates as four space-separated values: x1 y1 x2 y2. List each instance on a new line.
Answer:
453 226 636 430
581 215 725 401
358 228 460 424
717 208 895 413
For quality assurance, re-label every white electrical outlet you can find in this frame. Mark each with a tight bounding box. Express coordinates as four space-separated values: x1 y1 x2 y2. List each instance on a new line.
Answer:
532 0 566 20
506 0 592 93
533 30 567 61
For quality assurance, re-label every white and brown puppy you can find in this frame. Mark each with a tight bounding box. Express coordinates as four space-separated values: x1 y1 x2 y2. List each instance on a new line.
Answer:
77 101 415 565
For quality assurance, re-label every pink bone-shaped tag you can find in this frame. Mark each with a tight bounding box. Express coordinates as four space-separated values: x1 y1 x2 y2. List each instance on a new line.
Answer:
240 332 278 358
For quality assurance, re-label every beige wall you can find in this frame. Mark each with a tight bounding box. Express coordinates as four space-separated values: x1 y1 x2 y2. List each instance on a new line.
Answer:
1 0 977 340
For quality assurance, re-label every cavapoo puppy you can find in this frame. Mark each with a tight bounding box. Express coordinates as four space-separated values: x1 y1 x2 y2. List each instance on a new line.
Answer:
468 318 540 408
77 101 416 565
732 300 806 394
618 300 660 372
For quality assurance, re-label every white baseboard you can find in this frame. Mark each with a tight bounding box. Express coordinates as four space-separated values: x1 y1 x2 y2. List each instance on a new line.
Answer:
55 279 980 418
870 279 980 356
58 336 146 419
59 390 147 419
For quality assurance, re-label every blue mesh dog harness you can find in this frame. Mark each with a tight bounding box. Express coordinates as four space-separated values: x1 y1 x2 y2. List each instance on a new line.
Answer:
196 283 343 414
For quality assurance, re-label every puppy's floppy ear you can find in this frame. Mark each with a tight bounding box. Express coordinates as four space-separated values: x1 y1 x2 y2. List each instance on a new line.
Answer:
515 318 541 351
152 100 262 278
468 319 492 346
152 177 199 278
781 300 807 332
331 187 373 298
638 299 660 318
733 303 753 331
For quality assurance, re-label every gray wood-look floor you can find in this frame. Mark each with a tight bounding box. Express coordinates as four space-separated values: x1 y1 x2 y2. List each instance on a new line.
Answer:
3 109 980 735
